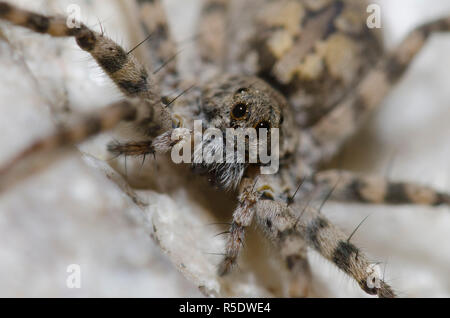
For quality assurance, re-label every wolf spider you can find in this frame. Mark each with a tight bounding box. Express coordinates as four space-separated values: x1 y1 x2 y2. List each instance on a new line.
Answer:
0 0 450 298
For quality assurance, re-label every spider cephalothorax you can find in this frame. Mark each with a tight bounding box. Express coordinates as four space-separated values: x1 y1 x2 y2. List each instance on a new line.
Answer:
192 75 298 189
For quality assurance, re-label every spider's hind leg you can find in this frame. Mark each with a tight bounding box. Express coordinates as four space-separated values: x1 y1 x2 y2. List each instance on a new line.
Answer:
315 170 450 207
218 175 258 276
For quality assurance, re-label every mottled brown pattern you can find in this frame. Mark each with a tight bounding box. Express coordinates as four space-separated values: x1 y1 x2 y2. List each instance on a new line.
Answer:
228 0 383 127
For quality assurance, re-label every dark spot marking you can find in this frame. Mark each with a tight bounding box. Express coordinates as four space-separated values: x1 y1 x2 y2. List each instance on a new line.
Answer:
76 28 96 51
97 47 128 74
385 183 410 204
0 2 11 16
26 14 50 33
85 116 102 136
422 19 450 38
332 241 359 274
323 0 345 38
353 96 368 121
349 179 370 203
385 56 407 82
286 255 298 270
122 106 138 122
154 23 169 42
66 27 80 36
118 75 148 95
286 255 308 272
307 217 329 252
435 193 450 206
145 123 162 137
265 218 272 229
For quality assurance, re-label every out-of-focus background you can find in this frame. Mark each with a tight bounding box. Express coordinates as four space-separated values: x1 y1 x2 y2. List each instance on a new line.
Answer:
0 0 449 297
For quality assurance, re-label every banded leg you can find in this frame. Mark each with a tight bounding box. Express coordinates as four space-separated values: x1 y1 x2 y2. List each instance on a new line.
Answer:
308 16 450 163
0 1 163 101
218 175 258 276
107 140 155 158
315 170 450 206
0 100 137 192
0 2 176 190
0 100 185 194
255 200 396 298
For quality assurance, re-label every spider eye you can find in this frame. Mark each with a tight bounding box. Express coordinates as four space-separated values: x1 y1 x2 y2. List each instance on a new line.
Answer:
255 120 271 131
231 103 248 119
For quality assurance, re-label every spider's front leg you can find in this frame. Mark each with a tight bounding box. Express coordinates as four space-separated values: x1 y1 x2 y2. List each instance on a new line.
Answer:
0 1 174 138
0 2 177 191
218 173 259 276
218 173 312 297
315 170 450 207
0 2 162 102
255 200 396 298
107 127 192 159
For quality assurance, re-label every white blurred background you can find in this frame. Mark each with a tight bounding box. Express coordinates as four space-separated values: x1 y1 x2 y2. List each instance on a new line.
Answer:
0 0 449 297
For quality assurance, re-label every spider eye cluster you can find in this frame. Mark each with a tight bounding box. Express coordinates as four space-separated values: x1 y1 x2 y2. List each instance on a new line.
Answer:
231 103 248 119
255 121 271 130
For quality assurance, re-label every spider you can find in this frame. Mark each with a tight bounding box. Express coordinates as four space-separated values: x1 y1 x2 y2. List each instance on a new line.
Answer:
0 0 449 298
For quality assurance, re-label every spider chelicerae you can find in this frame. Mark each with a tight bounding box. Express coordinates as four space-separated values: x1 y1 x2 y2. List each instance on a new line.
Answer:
0 0 450 298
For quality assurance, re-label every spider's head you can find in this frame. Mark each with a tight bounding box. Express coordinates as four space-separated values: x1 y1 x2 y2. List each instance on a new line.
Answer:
201 75 289 130
194 75 297 189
